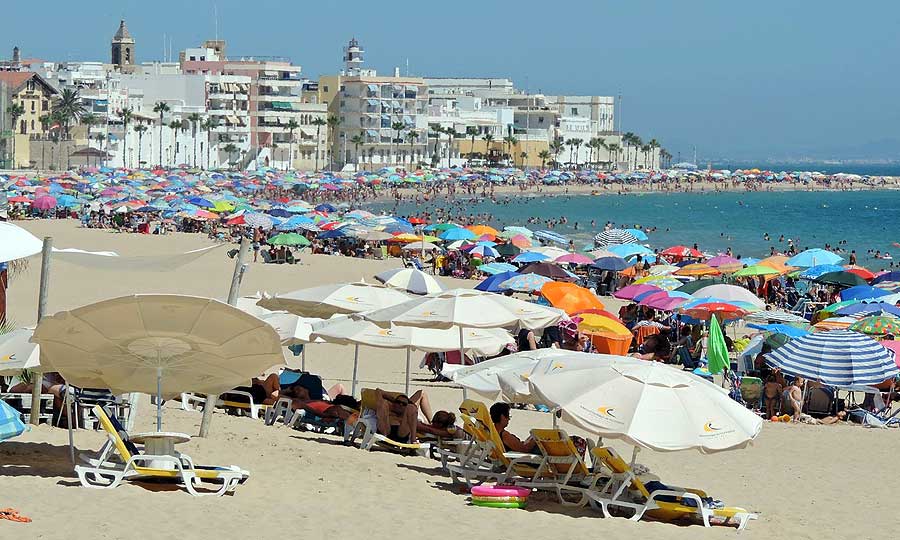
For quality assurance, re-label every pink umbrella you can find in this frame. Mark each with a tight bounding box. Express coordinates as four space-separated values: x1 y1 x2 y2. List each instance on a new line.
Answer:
32 195 57 210
881 341 900 369
100 188 119 197
613 284 663 301
639 291 690 311
554 253 594 265
707 255 741 267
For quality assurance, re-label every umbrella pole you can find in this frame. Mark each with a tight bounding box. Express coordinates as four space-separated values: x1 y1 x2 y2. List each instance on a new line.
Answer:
301 346 306 372
66 387 74 464
405 349 411 396
351 344 360 396
458 325 465 372
156 367 162 432
30 236 53 425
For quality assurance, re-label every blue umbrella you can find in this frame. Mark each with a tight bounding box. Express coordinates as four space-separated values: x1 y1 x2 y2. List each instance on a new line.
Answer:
592 256 630 271
799 264 845 279
187 196 214 208
512 251 550 263
746 323 809 338
765 330 899 386
315 203 336 212
0 398 26 442
873 271 900 285
475 271 520 292
623 228 649 241
533 230 570 245
470 245 499 258
840 285 891 302
608 243 653 258
786 248 844 268
479 262 518 275
439 228 476 241
835 302 900 317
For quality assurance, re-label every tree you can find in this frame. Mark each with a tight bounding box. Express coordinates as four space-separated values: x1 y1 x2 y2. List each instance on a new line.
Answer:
168 120 182 165
405 130 419 165
56 88 86 138
549 138 563 168
133 123 148 167
630 135 643 170
648 138 660 169
326 115 341 170
607 142 621 170
519 151 528 168
95 133 106 167
445 127 457 167
222 143 238 170
186 112 202 168
482 133 494 163
349 133 364 169
427 123 442 166
573 138 584 168
286 118 299 171
80 113 98 167
311 116 326 171
152 101 170 167
202 117 218 169
565 138 576 166
119 107 134 168
465 126 479 161
390 121 405 165
5 102 25 167
503 135 518 166
538 149 550 169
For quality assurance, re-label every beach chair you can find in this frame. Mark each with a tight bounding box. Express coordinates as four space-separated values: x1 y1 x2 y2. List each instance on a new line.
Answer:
215 390 271 420
445 400 542 488
344 389 431 456
529 428 608 506
586 446 757 531
75 405 249 497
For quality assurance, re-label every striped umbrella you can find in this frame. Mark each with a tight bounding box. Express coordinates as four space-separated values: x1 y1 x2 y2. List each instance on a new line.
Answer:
375 268 445 296
765 330 899 386
674 263 720 277
744 310 809 324
244 212 275 229
593 229 639 247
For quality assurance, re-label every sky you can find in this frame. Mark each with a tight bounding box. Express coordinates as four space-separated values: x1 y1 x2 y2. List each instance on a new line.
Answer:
5 1 900 161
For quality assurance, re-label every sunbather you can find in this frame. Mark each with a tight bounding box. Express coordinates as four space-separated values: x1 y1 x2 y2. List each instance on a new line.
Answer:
373 389 420 444
764 375 783 418
226 373 281 406
490 402 537 453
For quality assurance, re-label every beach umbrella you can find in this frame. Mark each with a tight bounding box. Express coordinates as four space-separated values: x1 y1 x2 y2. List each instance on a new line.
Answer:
623 228 648 241
438 228 474 241
593 256 630 271
681 302 748 321
785 248 844 268
528 246 570 259
0 399 27 442
268 233 311 247
499 273 554 293
706 255 740 268
840 285 890 302
758 256 795 274
253 312 325 348
632 276 682 290
744 310 808 324
638 291 692 311
554 253 594 266
674 263 719 277
0 328 40 375
358 230 393 242
0 222 42 263
608 243 654 259
732 265 781 277
576 314 630 336
849 316 900 336
765 330 899 386
593 229 638 247
835 302 900 317
402 241 441 252
375 267 445 296
813 271 867 288
512 251 550 263
533 230 570 245
32 195 57 210
475 271 520 292
647 264 679 276
495 243 522 257
692 284 766 308
675 278 726 295
244 212 275 229
467 225 499 237
706 314 729 375
509 235 532 249
527 357 763 453
519 262 574 280
746 323 810 338
873 271 900 285
31 295 284 431
845 266 876 281
799 264 845 279
257 282 410 318
613 284 663 301
541 282 604 315
478 262 517 275
661 245 702 259
470 244 499 258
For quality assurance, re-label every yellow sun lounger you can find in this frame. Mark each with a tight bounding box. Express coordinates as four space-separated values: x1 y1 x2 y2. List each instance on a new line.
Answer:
74 405 249 497
529 428 609 506
588 447 758 531
344 389 431 456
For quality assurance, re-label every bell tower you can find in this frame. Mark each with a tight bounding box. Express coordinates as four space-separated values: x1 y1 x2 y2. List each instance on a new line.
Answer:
111 20 136 71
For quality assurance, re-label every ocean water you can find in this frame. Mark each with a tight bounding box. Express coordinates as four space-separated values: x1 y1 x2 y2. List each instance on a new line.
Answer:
712 162 900 177
372 190 900 269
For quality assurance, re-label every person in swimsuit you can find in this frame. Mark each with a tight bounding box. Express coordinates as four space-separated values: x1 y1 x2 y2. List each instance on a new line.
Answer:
764 374 783 418
490 402 537 453
374 390 420 444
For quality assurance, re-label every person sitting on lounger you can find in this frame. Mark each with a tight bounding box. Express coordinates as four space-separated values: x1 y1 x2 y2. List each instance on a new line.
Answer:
490 402 537 453
373 389 420 444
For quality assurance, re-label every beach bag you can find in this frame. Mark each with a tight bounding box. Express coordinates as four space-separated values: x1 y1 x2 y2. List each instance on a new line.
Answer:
0 399 27 442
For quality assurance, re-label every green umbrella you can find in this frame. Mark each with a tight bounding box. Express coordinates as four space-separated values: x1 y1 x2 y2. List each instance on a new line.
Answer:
496 243 522 257
268 233 311 247
706 314 729 375
732 265 780 277
850 316 900 336
812 271 867 288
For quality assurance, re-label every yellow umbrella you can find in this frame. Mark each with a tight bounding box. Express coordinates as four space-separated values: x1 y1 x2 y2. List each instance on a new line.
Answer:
577 314 631 336
674 263 720 277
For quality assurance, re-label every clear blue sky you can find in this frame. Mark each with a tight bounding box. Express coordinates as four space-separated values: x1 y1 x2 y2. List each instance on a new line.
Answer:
6 1 899 161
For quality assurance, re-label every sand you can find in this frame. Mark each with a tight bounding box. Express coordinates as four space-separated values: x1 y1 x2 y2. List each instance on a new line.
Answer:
1 220 893 540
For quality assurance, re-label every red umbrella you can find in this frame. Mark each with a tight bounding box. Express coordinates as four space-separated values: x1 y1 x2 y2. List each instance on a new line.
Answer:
681 302 748 321
7 196 31 203
661 245 703 258
845 266 875 281
407 217 426 225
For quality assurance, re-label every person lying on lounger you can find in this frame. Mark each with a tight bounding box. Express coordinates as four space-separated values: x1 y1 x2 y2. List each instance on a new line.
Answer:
373 390 421 444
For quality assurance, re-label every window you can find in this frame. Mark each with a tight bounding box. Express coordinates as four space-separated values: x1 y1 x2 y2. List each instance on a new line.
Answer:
571 107 578 115
42 101 48 111
19 120 25 134
190 56 196 61
538 116 544 124
323 86 329 92
30 119 35 132
31 100 35 112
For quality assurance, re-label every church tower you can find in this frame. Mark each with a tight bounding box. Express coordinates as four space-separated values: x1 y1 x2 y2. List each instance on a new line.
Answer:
111 20 135 70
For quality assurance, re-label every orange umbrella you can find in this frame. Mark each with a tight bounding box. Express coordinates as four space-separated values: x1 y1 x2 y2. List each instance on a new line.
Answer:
716 262 745 274
845 265 875 281
674 263 720 277
510 234 532 248
540 282 604 315
467 225 499 237
758 255 795 274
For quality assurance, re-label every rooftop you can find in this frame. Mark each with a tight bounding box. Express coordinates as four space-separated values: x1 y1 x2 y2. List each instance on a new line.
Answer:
113 20 134 43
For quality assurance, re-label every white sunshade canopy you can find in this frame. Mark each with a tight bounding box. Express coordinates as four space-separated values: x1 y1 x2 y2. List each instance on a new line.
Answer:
256 282 410 318
0 222 42 263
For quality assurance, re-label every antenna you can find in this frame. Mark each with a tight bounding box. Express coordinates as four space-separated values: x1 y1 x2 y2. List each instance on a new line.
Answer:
214 3 219 42
405 58 409 77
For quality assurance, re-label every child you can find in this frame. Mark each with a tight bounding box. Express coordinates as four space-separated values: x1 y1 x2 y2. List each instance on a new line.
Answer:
764 374 783 419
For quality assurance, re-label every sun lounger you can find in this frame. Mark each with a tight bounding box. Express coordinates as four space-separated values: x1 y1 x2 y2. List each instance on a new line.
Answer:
75 405 249 497
587 446 757 531
445 400 542 488
529 428 608 506
344 389 430 456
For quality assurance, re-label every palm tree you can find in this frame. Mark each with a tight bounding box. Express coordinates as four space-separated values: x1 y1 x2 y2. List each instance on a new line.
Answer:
405 130 419 165
119 107 134 168
390 121 405 165
538 149 550 169
133 123 148 167
445 127 457 167
549 138 563 168
349 133 364 169
640 144 650 169
503 135 518 166
607 142 621 170
482 133 494 163
95 133 106 167
648 138 660 169
168 120 182 165
573 138 584 168
326 115 341 170
202 117 218 169
465 126 479 160
519 151 528 168
80 113 97 166
311 116 326 171
186 113 202 168
286 118 299 171
56 88 86 138
6 103 25 167
428 123 441 166
222 143 238 170
564 138 576 166
631 135 643 170
152 101 170 167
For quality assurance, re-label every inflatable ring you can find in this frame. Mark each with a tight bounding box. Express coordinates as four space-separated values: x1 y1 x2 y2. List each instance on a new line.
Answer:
471 495 528 503
470 485 531 498
471 500 527 509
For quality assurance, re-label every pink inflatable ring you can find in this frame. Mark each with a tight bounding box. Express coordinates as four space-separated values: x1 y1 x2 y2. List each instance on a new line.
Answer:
470 484 531 498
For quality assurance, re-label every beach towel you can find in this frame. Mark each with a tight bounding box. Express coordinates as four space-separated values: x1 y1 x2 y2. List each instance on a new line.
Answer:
0 398 27 442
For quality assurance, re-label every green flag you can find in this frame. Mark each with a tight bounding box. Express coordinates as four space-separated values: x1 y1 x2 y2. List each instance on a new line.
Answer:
706 314 729 375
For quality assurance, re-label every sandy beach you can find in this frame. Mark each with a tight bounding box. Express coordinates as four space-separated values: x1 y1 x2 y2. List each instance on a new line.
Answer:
2 220 894 540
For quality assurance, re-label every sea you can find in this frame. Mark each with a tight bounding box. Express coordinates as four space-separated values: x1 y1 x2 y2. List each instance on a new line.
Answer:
370 189 900 269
